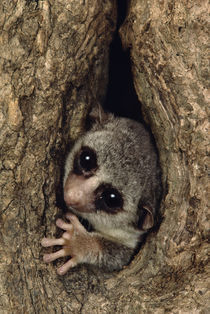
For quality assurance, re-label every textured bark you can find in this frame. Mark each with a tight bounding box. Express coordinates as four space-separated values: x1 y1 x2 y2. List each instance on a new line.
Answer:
0 0 209 313
0 1 116 313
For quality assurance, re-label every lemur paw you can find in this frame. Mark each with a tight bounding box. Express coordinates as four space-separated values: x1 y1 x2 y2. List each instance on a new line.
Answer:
41 213 101 275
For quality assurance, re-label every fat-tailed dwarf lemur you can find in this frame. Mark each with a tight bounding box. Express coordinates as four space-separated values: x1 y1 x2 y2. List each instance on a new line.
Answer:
41 107 162 275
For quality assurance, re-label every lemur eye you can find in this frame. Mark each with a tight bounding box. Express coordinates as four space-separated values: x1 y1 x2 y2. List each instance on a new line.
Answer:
95 184 123 213
79 147 97 173
101 188 122 208
95 186 123 214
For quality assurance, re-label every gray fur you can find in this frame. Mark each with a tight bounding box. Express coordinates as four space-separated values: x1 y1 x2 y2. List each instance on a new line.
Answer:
63 111 162 271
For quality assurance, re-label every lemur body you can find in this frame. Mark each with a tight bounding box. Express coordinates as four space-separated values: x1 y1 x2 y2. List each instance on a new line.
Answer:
41 108 162 275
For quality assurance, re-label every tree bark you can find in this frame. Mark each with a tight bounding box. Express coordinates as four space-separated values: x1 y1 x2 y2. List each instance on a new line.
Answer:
0 0 209 313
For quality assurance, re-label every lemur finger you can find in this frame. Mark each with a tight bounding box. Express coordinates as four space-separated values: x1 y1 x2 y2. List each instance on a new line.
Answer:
62 231 72 241
43 249 68 263
57 257 78 275
56 218 73 231
66 213 86 232
41 237 65 247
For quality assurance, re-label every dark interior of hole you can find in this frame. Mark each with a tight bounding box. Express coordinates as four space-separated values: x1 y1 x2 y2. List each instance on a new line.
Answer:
55 0 153 212
103 0 143 123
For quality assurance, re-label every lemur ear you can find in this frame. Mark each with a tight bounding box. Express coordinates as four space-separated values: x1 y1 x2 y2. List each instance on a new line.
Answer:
86 103 115 131
138 205 154 230
89 104 109 125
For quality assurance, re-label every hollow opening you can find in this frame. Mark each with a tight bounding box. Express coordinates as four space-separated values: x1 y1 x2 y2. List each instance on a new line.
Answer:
103 0 143 123
53 0 163 280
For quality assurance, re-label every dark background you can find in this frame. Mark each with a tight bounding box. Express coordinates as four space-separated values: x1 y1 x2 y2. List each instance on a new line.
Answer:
103 0 143 122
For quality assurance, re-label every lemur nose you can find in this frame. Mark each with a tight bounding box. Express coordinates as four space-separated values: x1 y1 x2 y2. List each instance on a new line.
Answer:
63 173 99 211
64 189 83 207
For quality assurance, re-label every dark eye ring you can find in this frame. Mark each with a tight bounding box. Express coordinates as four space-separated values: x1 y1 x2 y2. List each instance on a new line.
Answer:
96 187 123 213
79 147 97 173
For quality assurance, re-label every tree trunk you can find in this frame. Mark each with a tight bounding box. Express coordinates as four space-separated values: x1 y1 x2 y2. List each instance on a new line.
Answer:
0 0 208 313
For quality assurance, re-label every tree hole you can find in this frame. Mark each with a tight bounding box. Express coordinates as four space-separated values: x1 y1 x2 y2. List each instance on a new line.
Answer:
103 0 143 123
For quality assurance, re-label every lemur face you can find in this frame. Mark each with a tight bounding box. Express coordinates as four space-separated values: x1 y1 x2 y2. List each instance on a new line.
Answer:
64 145 124 215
